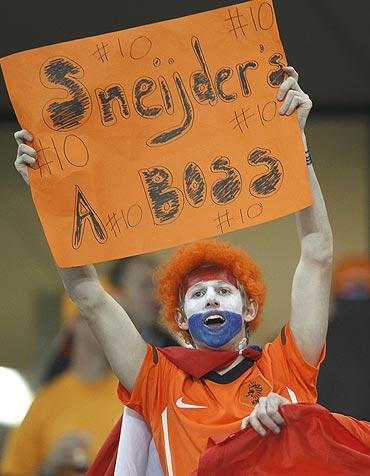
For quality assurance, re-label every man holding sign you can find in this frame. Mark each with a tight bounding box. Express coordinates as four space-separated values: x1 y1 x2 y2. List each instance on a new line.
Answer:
13 67 339 475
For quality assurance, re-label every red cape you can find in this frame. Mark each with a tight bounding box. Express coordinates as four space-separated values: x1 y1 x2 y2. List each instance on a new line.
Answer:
194 404 370 476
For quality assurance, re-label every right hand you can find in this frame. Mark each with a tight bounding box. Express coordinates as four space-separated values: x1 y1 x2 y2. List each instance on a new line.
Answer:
240 392 290 436
14 129 37 185
39 431 90 475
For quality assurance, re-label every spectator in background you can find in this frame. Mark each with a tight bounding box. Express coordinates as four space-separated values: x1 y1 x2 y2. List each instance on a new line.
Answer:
108 256 178 347
1 256 176 476
41 257 177 386
0 281 122 476
318 256 370 420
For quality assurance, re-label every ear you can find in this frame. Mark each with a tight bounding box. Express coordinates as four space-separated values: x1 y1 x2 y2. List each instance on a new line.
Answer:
243 299 258 323
175 309 189 330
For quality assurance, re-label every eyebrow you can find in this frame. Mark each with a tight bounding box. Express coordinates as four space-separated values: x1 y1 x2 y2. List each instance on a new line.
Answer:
189 280 234 291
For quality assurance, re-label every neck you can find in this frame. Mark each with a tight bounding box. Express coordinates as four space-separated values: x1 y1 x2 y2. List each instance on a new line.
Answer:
215 354 245 375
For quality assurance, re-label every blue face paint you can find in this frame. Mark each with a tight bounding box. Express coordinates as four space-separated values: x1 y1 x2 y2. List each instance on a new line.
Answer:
188 310 243 348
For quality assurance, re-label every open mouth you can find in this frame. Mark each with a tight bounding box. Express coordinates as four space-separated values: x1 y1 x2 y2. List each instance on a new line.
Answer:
203 314 226 327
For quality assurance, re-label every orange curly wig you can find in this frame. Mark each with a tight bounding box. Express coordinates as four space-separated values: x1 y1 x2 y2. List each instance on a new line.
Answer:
155 240 266 343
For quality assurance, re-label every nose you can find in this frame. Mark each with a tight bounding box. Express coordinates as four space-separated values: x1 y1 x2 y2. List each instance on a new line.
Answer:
205 289 220 308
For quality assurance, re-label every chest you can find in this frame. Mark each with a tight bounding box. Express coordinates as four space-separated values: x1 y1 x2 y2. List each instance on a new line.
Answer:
167 365 285 426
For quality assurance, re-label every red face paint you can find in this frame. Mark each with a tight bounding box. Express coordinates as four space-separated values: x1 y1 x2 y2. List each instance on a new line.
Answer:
181 264 237 296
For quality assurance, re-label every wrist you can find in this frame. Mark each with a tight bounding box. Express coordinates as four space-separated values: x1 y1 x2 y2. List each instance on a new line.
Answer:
301 131 308 150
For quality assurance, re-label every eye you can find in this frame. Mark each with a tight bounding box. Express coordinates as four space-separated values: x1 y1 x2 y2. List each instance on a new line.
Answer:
192 289 205 298
218 287 232 295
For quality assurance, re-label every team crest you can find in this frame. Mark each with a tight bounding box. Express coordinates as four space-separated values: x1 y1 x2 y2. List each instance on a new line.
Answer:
239 374 272 407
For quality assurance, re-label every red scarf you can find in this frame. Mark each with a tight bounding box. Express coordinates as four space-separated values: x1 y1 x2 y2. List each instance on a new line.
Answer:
158 345 262 378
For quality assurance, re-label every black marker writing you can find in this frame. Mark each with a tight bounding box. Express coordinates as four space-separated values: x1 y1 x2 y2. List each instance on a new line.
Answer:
184 162 207 207
96 84 131 126
248 148 283 197
211 156 242 205
72 185 107 249
139 167 184 224
41 57 92 131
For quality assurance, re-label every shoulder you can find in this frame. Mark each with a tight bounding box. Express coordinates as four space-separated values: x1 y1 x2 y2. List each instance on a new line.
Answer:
263 323 325 368
145 345 182 370
262 324 302 361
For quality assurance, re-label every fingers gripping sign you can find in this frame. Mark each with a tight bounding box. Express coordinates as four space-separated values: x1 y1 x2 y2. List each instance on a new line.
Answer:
14 129 36 185
277 66 312 130
241 392 290 437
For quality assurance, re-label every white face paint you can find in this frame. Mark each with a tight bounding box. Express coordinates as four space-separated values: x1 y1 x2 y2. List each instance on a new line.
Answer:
183 279 244 319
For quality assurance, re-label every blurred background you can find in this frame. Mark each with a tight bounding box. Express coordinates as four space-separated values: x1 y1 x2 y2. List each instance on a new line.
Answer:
0 0 369 466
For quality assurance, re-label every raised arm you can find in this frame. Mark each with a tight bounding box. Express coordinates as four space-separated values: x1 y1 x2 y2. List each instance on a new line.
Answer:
14 130 147 391
278 68 333 365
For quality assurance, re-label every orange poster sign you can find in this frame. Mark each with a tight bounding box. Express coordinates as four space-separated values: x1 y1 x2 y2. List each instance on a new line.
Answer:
1 0 312 267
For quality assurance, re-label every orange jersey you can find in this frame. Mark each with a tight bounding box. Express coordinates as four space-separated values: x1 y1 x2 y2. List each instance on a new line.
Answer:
119 324 325 476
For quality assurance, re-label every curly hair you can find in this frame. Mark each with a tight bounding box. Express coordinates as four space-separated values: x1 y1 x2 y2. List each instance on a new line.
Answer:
155 240 266 344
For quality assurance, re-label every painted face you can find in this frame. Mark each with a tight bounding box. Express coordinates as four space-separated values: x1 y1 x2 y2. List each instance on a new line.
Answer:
183 279 244 348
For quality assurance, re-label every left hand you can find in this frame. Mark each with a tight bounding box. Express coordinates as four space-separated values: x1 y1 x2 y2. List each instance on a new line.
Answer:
240 392 290 436
277 66 312 131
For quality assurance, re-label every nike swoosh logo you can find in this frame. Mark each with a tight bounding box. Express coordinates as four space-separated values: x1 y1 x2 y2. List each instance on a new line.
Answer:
176 397 207 409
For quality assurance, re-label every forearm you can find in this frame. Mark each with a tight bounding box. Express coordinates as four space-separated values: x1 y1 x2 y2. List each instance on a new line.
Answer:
56 264 105 318
295 133 333 264
56 262 147 390
290 133 333 364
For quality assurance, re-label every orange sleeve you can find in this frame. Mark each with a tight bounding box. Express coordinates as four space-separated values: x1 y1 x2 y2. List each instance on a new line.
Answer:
117 345 174 428
263 323 326 402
